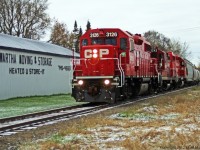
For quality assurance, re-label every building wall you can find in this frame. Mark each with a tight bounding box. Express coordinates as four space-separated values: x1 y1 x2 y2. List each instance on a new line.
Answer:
0 48 73 100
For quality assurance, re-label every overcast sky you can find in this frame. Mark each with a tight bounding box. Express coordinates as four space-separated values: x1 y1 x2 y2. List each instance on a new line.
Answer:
46 0 200 65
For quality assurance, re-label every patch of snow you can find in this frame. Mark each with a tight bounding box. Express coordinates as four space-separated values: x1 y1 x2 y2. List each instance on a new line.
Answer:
141 105 158 113
110 112 180 123
156 126 171 132
110 113 157 122
165 105 173 109
160 113 180 120
183 118 193 123
63 134 87 143
141 102 150 106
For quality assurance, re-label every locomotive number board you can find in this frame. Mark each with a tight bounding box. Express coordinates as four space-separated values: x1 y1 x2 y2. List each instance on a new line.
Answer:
106 32 118 37
90 32 118 38
90 33 99 38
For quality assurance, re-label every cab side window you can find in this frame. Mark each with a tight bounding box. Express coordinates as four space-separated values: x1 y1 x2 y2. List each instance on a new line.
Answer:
120 38 127 50
130 39 134 51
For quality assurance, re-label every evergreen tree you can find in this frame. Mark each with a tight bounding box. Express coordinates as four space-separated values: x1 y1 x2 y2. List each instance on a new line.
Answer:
79 27 83 36
73 20 78 32
86 20 91 31
72 20 80 53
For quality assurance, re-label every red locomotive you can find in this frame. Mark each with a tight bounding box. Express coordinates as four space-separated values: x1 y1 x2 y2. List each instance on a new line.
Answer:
72 28 200 103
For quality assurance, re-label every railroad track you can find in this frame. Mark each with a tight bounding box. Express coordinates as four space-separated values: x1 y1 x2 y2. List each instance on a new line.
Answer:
0 103 108 136
0 85 197 137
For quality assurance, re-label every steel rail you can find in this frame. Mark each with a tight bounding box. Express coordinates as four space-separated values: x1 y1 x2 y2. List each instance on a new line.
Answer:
0 104 108 133
0 103 100 124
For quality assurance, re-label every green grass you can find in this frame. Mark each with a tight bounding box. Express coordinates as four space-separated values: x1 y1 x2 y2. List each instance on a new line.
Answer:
0 94 86 118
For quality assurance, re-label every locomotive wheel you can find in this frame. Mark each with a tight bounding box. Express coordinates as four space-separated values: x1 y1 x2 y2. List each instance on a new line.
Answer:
148 83 154 94
172 81 178 89
110 87 122 103
123 83 134 99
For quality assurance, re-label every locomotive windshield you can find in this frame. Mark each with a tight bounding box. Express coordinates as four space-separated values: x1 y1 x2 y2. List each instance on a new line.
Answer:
105 38 117 45
92 38 117 45
92 38 104 45
82 39 88 46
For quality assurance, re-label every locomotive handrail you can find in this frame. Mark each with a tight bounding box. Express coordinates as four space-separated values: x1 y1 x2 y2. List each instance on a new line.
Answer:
101 57 124 87
72 58 88 72
119 53 125 86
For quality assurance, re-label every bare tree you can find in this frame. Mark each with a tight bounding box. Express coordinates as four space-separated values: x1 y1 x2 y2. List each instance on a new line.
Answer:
49 20 75 50
49 21 68 47
169 39 191 59
144 30 171 51
197 57 200 70
144 30 190 59
0 0 51 40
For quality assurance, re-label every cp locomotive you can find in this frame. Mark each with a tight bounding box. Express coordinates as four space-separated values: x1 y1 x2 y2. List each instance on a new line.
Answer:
72 28 200 103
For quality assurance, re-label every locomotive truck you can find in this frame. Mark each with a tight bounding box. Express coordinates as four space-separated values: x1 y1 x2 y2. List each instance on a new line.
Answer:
71 28 200 103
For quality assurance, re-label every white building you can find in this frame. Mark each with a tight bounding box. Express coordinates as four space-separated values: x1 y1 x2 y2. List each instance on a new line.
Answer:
0 33 79 100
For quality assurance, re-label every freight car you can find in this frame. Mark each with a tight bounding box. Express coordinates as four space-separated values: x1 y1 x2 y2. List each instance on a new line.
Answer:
72 28 199 103
184 59 200 85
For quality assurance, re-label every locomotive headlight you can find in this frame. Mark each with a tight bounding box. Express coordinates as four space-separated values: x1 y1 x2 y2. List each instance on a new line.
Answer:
104 79 110 85
93 49 98 53
93 49 98 58
93 53 98 58
78 80 84 85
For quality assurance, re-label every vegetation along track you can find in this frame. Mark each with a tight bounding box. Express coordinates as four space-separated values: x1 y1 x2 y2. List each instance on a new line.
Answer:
0 86 197 137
